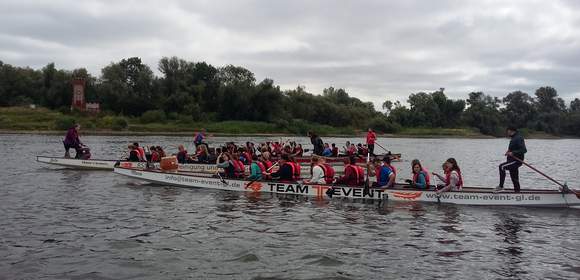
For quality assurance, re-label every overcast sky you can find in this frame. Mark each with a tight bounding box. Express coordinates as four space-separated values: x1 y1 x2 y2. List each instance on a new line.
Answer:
1 0 580 108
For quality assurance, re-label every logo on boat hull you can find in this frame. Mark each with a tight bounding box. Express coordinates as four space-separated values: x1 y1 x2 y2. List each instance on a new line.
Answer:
392 191 422 200
246 182 263 192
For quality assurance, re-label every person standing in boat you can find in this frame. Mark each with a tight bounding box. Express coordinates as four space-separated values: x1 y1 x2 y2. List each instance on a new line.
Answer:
366 128 377 156
495 127 527 193
308 131 324 156
63 124 83 158
193 129 206 148
432 158 463 194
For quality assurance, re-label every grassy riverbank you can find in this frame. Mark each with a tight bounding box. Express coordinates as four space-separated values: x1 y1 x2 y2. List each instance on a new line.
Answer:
0 106 559 138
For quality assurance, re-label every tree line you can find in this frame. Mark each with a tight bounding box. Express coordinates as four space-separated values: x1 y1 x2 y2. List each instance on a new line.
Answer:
1 57 579 136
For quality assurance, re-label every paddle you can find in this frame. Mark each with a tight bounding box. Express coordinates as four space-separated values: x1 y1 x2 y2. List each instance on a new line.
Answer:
375 142 390 154
509 155 578 195
362 152 371 197
244 161 280 189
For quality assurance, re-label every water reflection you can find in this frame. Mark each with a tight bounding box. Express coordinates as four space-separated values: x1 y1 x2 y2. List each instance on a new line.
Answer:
493 213 525 279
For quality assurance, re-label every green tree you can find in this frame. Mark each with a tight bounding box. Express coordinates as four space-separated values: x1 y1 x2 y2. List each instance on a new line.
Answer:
502 91 535 129
462 92 502 135
99 57 157 116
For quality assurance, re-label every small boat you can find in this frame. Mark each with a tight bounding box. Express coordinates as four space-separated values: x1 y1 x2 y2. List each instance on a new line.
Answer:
36 156 349 174
113 166 580 209
278 153 402 164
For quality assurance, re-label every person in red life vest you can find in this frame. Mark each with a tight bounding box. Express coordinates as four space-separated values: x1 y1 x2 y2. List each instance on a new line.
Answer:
331 143 339 157
347 143 357 156
432 158 463 194
335 157 365 186
133 142 146 161
126 144 141 162
267 154 295 182
230 152 246 178
63 123 84 158
292 144 304 157
405 159 431 189
289 156 301 181
366 128 377 156
259 154 273 180
156 146 166 158
368 156 396 188
176 145 192 164
150 146 160 162
216 152 236 178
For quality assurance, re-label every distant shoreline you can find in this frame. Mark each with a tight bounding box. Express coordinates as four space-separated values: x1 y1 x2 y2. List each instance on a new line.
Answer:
0 129 570 139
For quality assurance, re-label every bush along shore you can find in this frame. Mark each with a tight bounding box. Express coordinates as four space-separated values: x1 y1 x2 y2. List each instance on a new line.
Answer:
0 106 559 138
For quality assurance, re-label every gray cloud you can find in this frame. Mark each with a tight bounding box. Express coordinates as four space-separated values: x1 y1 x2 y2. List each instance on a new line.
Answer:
1 0 580 108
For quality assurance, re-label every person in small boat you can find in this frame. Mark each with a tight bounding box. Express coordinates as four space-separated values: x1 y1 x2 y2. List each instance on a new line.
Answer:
368 156 395 188
216 153 236 178
194 144 210 163
268 154 295 182
176 145 192 164
405 159 430 189
231 152 246 178
366 128 377 156
292 144 304 157
133 142 146 161
193 129 206 148
150 146 160 162
432 158 463 194
63 123 83 158
335 157 365 186
331 143 339 157
495 126 527 193
322 143 333 157
248 154 263 181
308 131 324 156
347 143 357 156
156 146 166 158
126 144 141 162
305 156 326 184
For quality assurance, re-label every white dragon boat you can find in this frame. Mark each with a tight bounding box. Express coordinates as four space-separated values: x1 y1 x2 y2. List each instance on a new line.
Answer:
36 156 349 174
112 166 580 209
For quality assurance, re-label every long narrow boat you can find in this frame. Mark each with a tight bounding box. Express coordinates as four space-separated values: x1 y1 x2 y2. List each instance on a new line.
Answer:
281 153 402 164
36 156 349 174
113 166 580 208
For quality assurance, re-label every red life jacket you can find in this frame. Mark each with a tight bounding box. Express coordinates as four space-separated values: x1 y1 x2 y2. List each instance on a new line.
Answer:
412 170 431 186
232 160 245 178
291 162 301 180
256 161 266 173
319 163 335 184
244 152 252 164
347 164 365 186
137 147 145 160
445 170 463 189
281 162 295 182
151 152 160 162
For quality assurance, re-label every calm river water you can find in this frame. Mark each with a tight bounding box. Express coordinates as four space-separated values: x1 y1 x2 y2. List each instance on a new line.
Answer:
1 134 579 280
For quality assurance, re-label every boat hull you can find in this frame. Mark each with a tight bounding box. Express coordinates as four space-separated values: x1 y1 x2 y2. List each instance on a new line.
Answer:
36 156 346 174
113 167 580 208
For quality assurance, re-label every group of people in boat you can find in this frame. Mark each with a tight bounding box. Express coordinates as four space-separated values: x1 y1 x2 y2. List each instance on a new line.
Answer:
63 125 527 193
